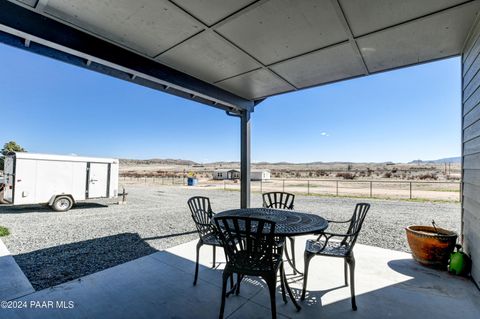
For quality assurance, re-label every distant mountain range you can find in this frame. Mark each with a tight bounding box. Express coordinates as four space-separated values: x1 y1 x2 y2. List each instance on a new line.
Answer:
408 156 461 164
120 158 197 166
120 156 461 166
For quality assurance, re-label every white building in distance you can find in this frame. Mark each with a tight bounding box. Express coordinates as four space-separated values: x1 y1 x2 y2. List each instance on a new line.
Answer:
213 169 270 181
251 170 271 181
212 169 240 180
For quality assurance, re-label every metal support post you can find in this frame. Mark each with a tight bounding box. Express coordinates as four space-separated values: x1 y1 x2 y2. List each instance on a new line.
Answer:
240 110 251 208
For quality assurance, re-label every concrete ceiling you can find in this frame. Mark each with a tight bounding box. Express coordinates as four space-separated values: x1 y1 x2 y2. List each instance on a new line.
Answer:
5 0 480 102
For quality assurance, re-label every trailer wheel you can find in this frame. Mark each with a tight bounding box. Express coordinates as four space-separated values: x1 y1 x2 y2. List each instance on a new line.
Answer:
52 196 73 212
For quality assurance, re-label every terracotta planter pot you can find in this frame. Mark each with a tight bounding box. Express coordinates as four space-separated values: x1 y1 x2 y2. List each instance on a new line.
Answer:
405 225 457 268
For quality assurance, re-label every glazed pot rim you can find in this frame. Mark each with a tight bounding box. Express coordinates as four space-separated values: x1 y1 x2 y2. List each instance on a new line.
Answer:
406 225 457 238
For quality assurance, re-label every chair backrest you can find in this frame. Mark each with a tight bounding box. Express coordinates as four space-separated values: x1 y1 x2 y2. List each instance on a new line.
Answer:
342 203 370 251
187 196 216 239
262 192 295 210
214 216 276 266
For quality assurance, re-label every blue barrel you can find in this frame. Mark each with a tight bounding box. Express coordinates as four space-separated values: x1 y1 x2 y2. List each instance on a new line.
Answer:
187 177 198 186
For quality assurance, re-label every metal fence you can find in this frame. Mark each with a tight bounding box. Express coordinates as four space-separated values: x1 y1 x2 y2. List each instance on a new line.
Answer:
224 179 461 201
121 176 187 185
120 176 461 202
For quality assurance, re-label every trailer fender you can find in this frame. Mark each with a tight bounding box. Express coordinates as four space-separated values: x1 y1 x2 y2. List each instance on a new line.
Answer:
48 194 75 206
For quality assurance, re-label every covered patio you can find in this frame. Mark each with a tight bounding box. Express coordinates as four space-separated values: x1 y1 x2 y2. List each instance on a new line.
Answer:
1 237 479 319
1 0 480 318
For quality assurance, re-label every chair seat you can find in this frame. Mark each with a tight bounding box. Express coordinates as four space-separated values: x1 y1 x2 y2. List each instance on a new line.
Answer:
200 233 222 246
226 251 282 275
305 239 350 257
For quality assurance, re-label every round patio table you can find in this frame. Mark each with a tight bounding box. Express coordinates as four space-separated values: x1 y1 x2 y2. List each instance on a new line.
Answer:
214 207 329 237
213 208 328 305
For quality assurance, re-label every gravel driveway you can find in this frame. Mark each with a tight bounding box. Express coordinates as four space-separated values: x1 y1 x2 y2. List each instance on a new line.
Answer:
0 184 460 290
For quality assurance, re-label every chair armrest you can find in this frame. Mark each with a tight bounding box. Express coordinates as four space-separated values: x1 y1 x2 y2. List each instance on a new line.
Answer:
196 221 215 227
327 219 351 224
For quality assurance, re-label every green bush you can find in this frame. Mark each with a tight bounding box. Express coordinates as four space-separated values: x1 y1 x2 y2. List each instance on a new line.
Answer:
0 141 26 170
0 226 10 237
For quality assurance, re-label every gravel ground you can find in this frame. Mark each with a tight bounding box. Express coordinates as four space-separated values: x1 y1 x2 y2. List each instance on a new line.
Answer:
0 184 460 290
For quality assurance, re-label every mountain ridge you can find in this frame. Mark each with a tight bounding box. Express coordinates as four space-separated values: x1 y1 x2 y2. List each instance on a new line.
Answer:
119 156 461 166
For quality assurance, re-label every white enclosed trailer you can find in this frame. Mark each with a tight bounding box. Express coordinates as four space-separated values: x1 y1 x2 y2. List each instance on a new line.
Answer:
2 152 119 211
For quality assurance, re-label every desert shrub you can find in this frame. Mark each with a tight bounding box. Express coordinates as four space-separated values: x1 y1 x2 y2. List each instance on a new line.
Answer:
446 175 461 181
383 172 392 178
315 170 328 177
336 172 356 180
418 173 438 180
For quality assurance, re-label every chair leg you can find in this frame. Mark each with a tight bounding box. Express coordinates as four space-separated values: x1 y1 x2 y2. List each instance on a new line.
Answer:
344 258 348 286
282 263 301 311
301 251 314 300
346 254 357 311
212 246 216 268
235 274 243 295
289 237 297 275
280 263 287 304
219 271 230 319
265 275 278 319
194 240 202 286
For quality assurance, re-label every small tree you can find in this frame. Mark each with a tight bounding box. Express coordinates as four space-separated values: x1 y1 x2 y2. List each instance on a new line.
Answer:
0 141 26 170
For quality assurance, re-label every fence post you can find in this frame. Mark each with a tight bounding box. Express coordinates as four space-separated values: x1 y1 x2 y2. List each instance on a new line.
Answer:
260 180 263 193
145 177 147 184
307 180 310 195
370 181 372 198
282 179 285 192
336 180 339 196
409 182 412 199
224 180 226 190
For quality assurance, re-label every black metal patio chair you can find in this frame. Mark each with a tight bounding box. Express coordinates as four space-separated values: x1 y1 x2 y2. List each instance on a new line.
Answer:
262 192 298 273
214 216 300 319
301 203 370 310
188 196 223 286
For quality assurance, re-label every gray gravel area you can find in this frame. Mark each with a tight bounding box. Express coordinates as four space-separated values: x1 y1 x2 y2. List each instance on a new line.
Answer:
0 185 460 290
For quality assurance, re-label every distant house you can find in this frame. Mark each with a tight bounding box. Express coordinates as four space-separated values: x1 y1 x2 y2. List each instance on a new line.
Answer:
213 169 270 181
213 169 240 180
251 170 271 181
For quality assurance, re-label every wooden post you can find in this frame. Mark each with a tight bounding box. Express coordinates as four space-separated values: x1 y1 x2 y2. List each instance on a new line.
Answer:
409 182 412 199
282 179 285 192
308 180 310 195
370 181 373 197
336 180 339 196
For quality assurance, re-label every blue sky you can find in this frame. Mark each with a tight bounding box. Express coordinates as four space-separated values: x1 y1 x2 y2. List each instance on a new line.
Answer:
0 43 461 163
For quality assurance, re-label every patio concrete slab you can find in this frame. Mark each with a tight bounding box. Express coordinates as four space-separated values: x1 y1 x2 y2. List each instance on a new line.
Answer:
1 236 479 319
0 239 34 301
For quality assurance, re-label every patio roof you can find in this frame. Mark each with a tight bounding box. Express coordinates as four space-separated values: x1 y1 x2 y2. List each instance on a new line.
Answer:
1 0 479 209
0 0 479 110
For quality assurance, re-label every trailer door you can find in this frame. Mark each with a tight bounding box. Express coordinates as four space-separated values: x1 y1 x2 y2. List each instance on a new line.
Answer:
87 163 109 198
3 156 15 203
